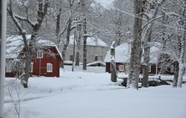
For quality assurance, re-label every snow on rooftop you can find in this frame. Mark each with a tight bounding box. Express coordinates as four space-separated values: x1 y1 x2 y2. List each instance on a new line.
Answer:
6 35 62 59
104 42 160 64
6 35 31 58
104 43 131 63
69 35 108 47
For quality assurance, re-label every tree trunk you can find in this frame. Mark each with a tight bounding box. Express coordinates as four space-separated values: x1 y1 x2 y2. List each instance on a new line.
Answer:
56 8 61 48
142 0 164 87
177 2 186 87
72 31 76 71
173 62 179 87
76 23 81 66
82 16 87 70
177 37 186 87
81 0 87 70
142 25 152 87
142 24 152 87
173 35 181 87
110 41 117 82
142 45 150 87
115 12 122 46
128 0 144 89
61 18 72 68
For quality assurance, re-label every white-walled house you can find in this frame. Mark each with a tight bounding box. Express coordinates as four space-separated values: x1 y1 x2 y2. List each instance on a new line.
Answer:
65 35 109 64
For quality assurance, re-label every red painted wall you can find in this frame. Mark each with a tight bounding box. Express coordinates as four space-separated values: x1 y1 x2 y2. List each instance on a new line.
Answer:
6 46 62 77
106 62 158 75
31 47 61 77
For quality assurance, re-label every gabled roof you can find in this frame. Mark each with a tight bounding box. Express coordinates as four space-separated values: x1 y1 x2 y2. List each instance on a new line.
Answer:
104 42 160 64
69 35 108 47
6 35 62 59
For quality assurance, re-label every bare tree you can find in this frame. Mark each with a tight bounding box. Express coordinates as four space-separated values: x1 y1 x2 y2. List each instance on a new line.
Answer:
142 0 165 87
52 0 82 68
177 1 186 87
161 0 186 87
7 0 50 88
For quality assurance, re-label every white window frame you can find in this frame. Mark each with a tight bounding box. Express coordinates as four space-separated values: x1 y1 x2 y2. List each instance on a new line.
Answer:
37 50 43 58
119 65 124 72
30 62 34 72
47 63 53 72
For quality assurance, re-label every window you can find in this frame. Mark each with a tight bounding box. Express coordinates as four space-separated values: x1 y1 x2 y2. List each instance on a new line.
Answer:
30 62 34 72
95 56 98 61
119 65 124 72
47 63 53 72
37 50 43 58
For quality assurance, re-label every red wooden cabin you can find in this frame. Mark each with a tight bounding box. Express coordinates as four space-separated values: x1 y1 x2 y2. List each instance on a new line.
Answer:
28 46 62 77
104 43 174 75
6 35 62 77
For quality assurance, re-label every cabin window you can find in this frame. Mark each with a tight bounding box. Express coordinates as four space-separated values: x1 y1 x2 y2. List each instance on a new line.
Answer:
119 65 124 72
47 63 53 72
30 62 34 72
37 50 43 58
149 65 151 72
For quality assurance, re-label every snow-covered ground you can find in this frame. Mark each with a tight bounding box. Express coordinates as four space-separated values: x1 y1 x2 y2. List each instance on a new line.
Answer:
3 66 186 118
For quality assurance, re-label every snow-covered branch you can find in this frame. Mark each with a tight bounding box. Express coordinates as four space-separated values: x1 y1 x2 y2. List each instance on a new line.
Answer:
14 14 38 27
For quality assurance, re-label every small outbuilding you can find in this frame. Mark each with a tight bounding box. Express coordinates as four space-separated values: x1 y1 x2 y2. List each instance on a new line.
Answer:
6 35 62 77
104 42 161 75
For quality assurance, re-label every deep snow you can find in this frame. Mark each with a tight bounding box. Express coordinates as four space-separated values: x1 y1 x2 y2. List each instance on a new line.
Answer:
3 66 186 118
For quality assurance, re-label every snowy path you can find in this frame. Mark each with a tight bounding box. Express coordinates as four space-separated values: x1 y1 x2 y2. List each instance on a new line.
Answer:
3 66 186 118
5 85 186 118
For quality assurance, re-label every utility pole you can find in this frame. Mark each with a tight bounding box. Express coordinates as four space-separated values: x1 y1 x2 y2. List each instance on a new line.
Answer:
0 0 7 118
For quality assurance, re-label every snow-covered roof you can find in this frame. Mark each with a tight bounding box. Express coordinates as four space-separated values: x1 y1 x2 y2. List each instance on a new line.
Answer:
6 35 62 59
87 61 105 67
104 43 131 63
69 35 108 47
6 35 31 58
104 42 160 64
